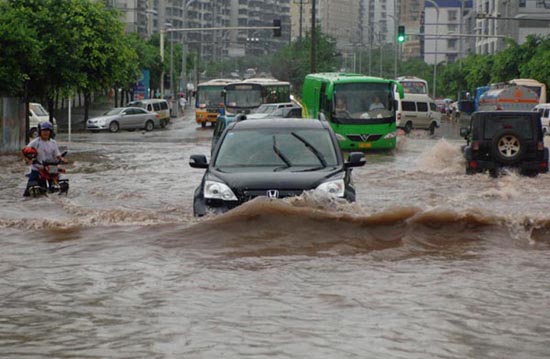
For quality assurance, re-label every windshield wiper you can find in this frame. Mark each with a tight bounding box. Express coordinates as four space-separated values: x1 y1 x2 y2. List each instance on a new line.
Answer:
272 135 292 170
291 132 327 168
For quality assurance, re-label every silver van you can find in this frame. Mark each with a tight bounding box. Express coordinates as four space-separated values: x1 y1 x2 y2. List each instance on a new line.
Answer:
396 94 441 135
127 99 170 128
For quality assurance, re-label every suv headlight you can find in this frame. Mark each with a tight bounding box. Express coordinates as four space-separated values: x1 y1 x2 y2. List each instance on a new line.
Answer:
204 180 238 201
316 179 345 197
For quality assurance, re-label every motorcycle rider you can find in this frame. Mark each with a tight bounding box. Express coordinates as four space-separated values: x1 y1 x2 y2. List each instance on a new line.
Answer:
22 121 66 196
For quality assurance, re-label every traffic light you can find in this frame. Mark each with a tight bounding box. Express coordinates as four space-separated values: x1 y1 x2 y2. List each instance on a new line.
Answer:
397 25 406 43
273 19 281 37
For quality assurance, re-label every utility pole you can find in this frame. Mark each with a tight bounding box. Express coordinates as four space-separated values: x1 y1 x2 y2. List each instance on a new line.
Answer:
310 0 316 73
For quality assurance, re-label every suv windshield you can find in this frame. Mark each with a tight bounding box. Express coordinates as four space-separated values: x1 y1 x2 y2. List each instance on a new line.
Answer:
333 82 394 124
214 128 338 169
483 115 534 140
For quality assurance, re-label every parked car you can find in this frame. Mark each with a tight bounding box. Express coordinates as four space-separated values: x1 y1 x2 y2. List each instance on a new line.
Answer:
396 94 441 134
533 103 550 135
86 107 159 133
29 103 58 138
189 118 366 216
460 111 549 176
127 99 170 128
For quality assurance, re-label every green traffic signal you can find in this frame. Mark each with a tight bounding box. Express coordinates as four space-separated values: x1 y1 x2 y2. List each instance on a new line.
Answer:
397 25 406 43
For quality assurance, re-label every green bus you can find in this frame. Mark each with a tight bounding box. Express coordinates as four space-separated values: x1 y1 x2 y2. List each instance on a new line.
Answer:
302 73 404 150
243 78 291 104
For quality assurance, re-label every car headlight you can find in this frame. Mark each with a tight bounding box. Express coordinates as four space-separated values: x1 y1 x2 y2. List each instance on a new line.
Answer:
384 131 397 139
204 180 238 201
335 133 347 141
316 179 345 197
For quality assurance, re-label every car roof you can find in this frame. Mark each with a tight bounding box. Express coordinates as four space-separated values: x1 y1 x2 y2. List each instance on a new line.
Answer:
230 118 327 130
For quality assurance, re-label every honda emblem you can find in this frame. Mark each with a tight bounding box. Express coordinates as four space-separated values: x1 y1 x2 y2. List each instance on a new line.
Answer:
266 189 279 199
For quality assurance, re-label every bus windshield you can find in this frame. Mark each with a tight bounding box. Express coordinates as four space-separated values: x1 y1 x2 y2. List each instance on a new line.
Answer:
333 83 394 124
225 84 264 109
399 80 428 94
196 86 224 108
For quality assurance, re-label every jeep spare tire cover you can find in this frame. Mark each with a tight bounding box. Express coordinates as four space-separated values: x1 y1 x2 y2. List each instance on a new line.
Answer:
491 130 525 164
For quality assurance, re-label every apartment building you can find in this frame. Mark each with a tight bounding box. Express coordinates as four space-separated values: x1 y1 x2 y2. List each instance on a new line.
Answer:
475 0 550 55
106 0 291 60
424 0 474 64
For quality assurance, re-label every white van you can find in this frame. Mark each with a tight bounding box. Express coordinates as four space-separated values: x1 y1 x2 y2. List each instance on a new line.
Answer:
533 103 550 135
127 99 170 128
29 103 58 138
396 94 441 135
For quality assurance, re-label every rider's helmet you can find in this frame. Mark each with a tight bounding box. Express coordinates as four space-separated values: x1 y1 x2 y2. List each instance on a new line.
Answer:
22 147 38 159
38 121 53 132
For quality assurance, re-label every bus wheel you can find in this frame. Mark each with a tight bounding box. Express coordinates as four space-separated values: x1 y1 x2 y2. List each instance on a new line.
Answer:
201 122 206 128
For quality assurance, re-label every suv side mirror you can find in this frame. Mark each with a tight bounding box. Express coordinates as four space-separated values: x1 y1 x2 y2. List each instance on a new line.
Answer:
460 127 470 138
345 152 367 168
189 154 209 168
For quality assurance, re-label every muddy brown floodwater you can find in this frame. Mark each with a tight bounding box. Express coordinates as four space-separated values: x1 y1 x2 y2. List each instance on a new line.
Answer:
1 113 549 358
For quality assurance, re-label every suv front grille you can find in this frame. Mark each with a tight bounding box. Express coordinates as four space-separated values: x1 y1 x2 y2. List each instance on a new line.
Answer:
241 189 304 201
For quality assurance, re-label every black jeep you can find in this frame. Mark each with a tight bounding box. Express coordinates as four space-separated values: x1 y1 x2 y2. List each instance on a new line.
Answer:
460 111 549 176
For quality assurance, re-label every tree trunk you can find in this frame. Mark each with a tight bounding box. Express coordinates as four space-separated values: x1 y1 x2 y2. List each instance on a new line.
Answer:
84 91 91 122
114 87 119 108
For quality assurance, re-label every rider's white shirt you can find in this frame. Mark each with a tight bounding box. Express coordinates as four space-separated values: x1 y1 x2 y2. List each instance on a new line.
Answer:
27 138 61 171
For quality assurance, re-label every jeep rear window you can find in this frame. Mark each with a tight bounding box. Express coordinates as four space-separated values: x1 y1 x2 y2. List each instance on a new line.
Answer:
483 116 534 140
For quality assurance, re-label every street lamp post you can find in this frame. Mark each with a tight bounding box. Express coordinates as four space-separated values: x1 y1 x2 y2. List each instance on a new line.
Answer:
425 0 439 99
181 0 197 98
387 14 398 78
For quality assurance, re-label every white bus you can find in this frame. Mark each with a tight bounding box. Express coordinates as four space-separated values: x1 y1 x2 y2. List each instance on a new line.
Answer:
396 76 429 95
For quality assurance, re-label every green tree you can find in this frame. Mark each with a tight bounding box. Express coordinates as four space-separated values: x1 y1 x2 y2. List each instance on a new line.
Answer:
0 3 42 97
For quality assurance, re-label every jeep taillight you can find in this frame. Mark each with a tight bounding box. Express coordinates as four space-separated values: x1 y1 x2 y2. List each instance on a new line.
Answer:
538 142 544 151
540 161 547 170
397 113 401 122
469 160 478 168
156 114 160 119
472 141 480 151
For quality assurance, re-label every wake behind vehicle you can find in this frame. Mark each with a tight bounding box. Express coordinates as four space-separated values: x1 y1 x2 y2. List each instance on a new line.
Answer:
460 111 548 176
87 107 159 133
189 118 366 216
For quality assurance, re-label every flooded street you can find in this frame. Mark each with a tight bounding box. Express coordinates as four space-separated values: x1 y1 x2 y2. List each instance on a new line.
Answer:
1 112 550 358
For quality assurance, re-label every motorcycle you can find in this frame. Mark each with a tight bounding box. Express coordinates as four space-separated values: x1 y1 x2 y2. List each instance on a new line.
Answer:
25 151 69 197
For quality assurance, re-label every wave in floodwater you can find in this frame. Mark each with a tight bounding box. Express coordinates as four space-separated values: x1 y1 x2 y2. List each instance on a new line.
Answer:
164 193 550 257
4 191 550 250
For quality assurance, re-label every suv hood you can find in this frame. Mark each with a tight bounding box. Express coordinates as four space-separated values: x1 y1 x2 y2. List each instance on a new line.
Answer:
208 167 342 190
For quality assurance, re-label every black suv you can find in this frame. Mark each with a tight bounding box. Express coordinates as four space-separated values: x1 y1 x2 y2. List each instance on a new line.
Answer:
189 118 366 216
460 111 549 176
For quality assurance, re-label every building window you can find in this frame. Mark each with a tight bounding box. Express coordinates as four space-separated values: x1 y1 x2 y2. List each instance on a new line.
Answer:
448 24 457 32
519 0 526 7
448 10 457 21
448 39 457 49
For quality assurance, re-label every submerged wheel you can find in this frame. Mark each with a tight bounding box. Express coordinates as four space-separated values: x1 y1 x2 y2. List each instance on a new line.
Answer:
145 120 154 131
404 122 412 134
29 128 39 139
109 121 120 133
201 122 206 128
429 122 436 135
